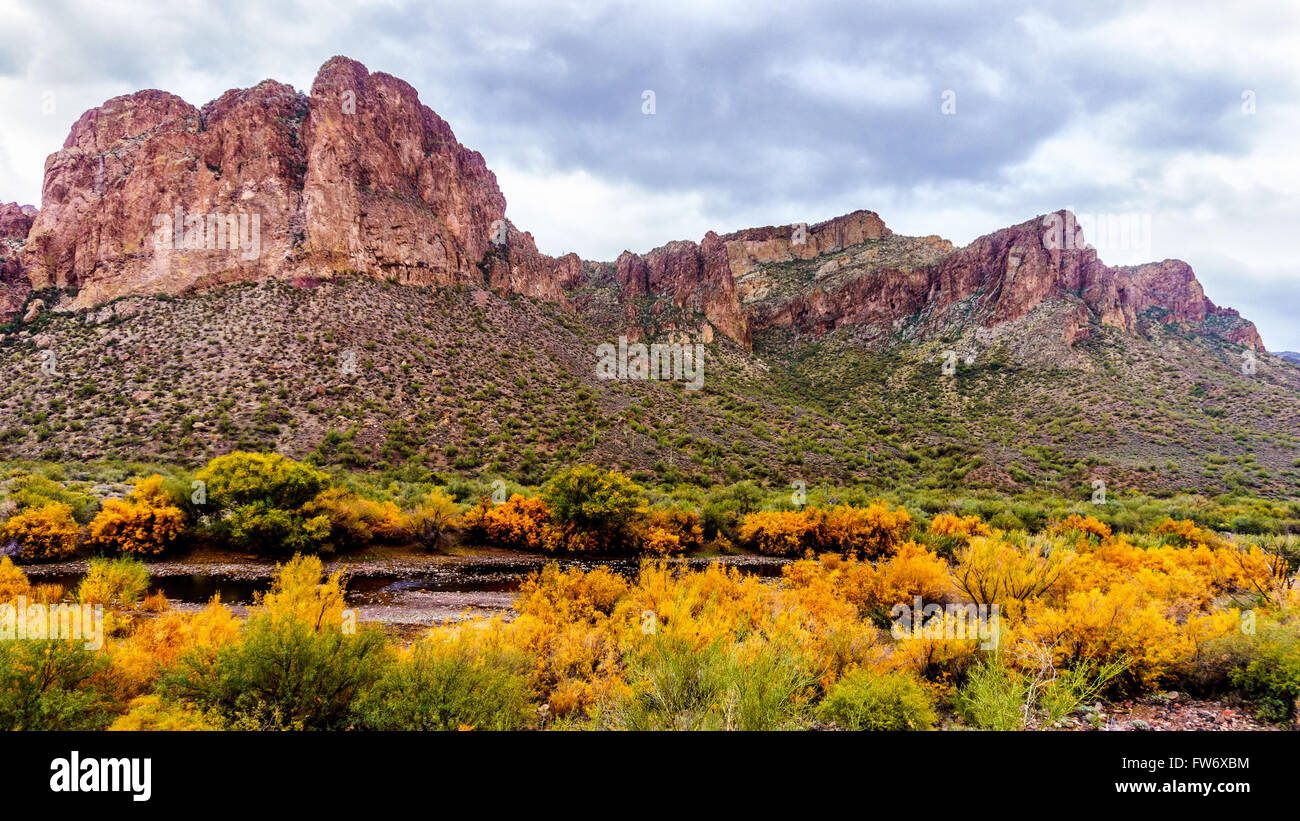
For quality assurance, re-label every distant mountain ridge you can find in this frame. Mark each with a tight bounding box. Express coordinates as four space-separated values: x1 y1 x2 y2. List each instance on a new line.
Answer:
0 56 1264 358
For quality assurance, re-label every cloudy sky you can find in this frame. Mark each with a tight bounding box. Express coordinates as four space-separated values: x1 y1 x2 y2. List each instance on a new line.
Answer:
1 0 1297 348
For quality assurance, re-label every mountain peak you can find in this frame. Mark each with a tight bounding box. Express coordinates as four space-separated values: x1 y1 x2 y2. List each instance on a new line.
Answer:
0 57 1263 354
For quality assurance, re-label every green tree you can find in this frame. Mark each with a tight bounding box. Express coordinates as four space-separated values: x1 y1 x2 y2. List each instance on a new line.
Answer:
542 465 648 551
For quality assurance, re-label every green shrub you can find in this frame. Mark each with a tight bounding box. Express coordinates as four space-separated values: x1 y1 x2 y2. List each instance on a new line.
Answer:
161 615 386 730
221 501 330 556
955 653 1127 730
9 474 100 524
612 636 810 730
1229 623 1300 723
77 556 150 607
543 465 648 551
0 640 111 730
196 451 332 512
817 669 936 731
353 639 534 730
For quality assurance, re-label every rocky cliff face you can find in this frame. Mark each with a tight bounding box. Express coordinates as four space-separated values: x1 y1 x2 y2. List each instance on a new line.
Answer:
721 209 1263 350
5 57 1264 353
0 202 37 321
18 57 576 317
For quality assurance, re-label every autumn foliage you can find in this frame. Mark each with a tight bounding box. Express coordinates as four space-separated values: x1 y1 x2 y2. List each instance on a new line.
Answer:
87 476 186 557
1 502 79 560
738 502 913 557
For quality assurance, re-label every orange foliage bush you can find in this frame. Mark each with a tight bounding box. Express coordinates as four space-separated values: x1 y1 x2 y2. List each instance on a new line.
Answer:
87 477 186 557
816 502 913 559
784 545 949 625
1153 518 1227 550
298 487 409 551
464 494 552 551
1051 513 1113 548
738 502 914 558
642 509 704 555
110 599 242 699
1 502 79 560
928 513 991 541
737 510 819 555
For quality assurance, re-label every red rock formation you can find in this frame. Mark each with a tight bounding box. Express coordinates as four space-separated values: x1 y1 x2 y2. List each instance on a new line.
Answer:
21 57 577 312
11 57 1263 352
731 209 1263 350
22 84 306 307
0 202 37 321
0 202 36 240
1113 260 1262 348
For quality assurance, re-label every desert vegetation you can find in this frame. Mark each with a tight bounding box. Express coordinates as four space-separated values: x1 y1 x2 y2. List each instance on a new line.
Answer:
3 278 1298 498
1 456 1297 731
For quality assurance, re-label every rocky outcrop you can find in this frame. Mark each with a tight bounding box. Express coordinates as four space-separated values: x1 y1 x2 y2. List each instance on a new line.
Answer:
0 202 37 322
23 83 306 307
1113 260 1262 348
724 209 1263 350
0 202 36 240
11 57 1264 352
21 57 577 312
605 211 894 347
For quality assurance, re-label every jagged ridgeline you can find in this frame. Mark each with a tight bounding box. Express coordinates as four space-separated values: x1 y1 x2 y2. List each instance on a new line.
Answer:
0 57 1297 496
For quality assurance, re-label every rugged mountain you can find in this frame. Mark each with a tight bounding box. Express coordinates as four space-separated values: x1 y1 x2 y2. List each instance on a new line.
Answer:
0 56 1290 498
1 56 1265 361
0 274 1295 498
0 202 37 321
14 57 576 319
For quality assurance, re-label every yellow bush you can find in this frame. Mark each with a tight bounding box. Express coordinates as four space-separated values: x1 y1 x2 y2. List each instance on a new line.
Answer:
0 556 31 601
31 583 63 604
737 510 818 555
141 590 170 612
78 557 150 608
408 489 460 548
886 609 984 689
865 542 952 616
254 554 348 631
465 494 552 551
1 502 79 560
817 502 913 558
110 599 241 698
109 695 219 731
127 475 178 508
87 490 186 557
1013 583 1187 690
952 534 1073 616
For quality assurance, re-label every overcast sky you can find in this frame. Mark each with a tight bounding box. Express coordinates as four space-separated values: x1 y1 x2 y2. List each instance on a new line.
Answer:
1 0 1297 349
